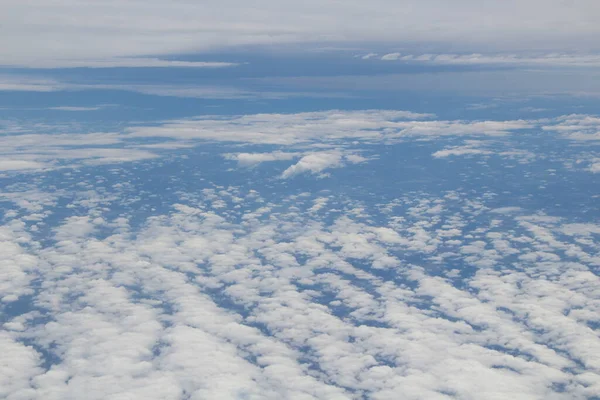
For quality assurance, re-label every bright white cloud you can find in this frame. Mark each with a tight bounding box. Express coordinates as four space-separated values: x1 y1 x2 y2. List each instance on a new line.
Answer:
281 151 344 178
2 185 600 398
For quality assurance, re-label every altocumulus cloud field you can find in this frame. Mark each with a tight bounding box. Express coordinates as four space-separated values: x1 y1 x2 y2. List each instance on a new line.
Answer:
1 1 600 400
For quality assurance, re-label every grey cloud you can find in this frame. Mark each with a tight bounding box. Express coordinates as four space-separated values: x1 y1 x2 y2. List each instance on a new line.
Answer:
0 0 598 67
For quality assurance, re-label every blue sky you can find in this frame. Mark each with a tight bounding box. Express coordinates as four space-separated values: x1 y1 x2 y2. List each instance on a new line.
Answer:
1 2 600 399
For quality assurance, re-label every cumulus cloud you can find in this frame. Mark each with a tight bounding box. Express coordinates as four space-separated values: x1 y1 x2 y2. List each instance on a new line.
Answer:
281 151 344 178
381 52 401 61
543 114 600 141
2 183 600 399
224 150 368 176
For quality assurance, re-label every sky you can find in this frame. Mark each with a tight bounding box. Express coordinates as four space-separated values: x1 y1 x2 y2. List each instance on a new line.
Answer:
1 1 600 399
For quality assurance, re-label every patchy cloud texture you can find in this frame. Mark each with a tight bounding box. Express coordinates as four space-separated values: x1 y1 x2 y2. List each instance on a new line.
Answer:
1 2 599 399
0 108 599 399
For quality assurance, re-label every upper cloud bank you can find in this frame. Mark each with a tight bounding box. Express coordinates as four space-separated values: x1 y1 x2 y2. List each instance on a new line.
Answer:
0 0 598 67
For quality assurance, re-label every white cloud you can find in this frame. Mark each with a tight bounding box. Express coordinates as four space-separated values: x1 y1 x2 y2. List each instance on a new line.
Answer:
47 106 103 111
561 223 600 236
0 76 348 100
1 109 592 174
344 153 368 164
1 180 600 399
0 76 64 92
381 52 401 61
0 332 43 398
490 207 523 214
369 53 600 67
126 111 535 147
432 147 492 158
224 151 299 167
542 114 600 141
431 139 538 163
1 0 598 67
0 160 47 171
22 58 237 69
225 150 369 174
4 186 600 398
0 128 161 173
2 95 600 400
281 151 344 178
361 53 378 60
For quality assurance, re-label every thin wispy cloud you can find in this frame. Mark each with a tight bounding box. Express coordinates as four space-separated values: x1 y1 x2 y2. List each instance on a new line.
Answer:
0 0 598 68
374 52 600 67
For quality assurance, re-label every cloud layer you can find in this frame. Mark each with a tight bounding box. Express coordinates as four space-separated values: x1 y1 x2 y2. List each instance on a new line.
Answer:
1 0 598 67
1 110 599 175
1 183 600 399
1 105 599 398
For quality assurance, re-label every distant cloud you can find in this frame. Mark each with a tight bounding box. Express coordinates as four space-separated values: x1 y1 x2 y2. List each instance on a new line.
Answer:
432 141 536 163
0 129 158 173
363 53 600 67
0 76 63 92
0 159 46 171
542 114 600 141
361 53 378 60
224 151 299 167
1 0 598 68
19 58 237 69
0 110 596 175
126 110 535 147
281 151 344 178
381 52 401 61
47 106 104 111
432 147 492 158
0 75 349 100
